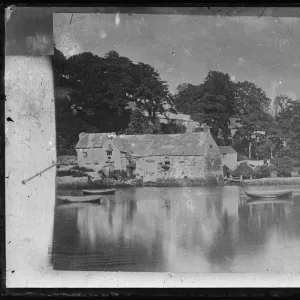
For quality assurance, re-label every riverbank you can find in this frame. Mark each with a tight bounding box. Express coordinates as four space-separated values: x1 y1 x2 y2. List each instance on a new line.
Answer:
56 175 224 189
242 177 300 185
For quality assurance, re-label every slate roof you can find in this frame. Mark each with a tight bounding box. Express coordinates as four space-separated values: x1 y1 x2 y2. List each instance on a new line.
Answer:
75 133 111 149
219 146 237 154
76 132 209 157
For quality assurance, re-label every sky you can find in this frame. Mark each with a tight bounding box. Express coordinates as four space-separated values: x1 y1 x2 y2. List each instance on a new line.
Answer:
54 11 300 101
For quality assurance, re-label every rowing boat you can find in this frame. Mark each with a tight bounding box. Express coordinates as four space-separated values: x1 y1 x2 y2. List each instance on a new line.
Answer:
245 189 293 199
56 195 101 203
82 188 116 195
57 203 101 209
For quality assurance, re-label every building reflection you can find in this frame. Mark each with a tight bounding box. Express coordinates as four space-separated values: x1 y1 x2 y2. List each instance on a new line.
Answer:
52 192 166 271
53 187 300 272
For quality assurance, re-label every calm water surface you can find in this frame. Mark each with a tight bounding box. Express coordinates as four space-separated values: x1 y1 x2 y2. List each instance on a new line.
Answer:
53 185 300 272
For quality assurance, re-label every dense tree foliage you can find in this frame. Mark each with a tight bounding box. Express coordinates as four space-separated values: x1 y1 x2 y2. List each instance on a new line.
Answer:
124 108 156 135
54 48 172 154
173 71 236 145
54 45 300 173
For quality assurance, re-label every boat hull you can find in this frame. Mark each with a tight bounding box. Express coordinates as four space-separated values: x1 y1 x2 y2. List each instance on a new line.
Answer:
245 190 293 199
82 189 116 195
56 195 101 203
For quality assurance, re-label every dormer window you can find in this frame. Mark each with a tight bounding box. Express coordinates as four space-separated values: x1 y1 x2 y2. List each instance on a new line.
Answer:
106 144 113 156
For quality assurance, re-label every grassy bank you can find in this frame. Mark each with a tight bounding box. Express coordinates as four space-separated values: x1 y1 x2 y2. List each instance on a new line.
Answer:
56 175 224 189
242 177 300 185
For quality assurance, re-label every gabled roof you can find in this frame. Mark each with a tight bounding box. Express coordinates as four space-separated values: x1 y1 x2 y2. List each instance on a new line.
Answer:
75 133 111 149
219 146 237 154
118 132 208 156
76 132 210 156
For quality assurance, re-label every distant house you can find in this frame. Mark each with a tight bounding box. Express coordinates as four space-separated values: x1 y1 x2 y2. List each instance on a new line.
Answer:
237 160 265 169
219 146 238 170
148 111 200 133
125 101 200 133
75 126 223 183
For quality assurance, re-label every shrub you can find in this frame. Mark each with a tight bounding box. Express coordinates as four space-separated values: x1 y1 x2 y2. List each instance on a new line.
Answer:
57 170 74 177
71 165 94 172
57 169 88 177
72 171 88 177
112 169 128 180
272 156 295 177
237 153 248 162
223 165 230 177
98 169 107 178
232 162 253 179
252 165 272 179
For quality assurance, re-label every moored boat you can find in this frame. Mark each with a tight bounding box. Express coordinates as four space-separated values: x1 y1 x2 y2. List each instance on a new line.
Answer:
57 203 101 209
56 195 101 203
82 188 116 195
245 189 293 199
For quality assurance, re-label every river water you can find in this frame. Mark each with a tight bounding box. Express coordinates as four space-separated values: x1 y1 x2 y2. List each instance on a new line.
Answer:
53 185 300 273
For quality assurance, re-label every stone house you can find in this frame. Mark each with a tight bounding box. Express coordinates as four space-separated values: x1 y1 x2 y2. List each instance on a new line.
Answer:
219 146 238 170
75 127 223 183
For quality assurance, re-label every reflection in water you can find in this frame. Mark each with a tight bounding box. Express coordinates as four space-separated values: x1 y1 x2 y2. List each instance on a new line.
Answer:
53 186 300 272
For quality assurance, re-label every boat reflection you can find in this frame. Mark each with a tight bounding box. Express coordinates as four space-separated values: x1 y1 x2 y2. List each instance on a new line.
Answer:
52 187 300 272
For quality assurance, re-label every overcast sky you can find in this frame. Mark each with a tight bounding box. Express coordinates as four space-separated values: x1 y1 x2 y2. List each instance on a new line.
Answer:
54 12 300 101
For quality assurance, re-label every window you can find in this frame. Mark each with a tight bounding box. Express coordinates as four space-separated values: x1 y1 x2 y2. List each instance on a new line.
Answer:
210 145 213 149
107 151 112 156
83 152 87 158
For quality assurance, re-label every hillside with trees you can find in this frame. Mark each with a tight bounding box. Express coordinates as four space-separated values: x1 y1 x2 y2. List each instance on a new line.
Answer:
54 48 300 173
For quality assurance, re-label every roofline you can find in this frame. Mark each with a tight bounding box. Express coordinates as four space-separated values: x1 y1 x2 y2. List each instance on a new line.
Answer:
132 154 205 158
75 146 103 149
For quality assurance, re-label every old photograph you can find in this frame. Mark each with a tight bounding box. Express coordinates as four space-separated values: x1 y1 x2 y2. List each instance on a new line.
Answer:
52 11 300 273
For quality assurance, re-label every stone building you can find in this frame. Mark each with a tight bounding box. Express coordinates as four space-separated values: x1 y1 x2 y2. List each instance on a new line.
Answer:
219 146 238 170
75 126 223 183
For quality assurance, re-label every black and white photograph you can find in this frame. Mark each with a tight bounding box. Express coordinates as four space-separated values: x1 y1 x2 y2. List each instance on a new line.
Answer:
51 10 300 273
5 8 300 289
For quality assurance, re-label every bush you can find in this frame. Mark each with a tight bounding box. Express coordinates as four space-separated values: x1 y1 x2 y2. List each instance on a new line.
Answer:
237 153 248 162
71 165 94 172
112 169 128 180
98 169 107 178
272 156 295 177
223 165 230 177
57 169 88 177
232 162 253 179
57 170 74 177
252 165 272 179
72 171 88 177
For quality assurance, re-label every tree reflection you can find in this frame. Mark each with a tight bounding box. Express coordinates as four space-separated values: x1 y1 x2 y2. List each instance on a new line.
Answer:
237 200 293 251
204 210 237 271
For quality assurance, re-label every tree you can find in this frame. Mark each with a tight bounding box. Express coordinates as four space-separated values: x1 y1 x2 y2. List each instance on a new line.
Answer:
173 71 236 145
173 83 204 113
232 81 272 159
274 97 300 165
272 156 295 177
124 108 156 135
130 62 173 132
232 162 253 179
160 120 187 134
274 94 292 117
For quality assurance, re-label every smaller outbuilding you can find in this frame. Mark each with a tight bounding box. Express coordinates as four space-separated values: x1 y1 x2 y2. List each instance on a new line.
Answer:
219 146 238 171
